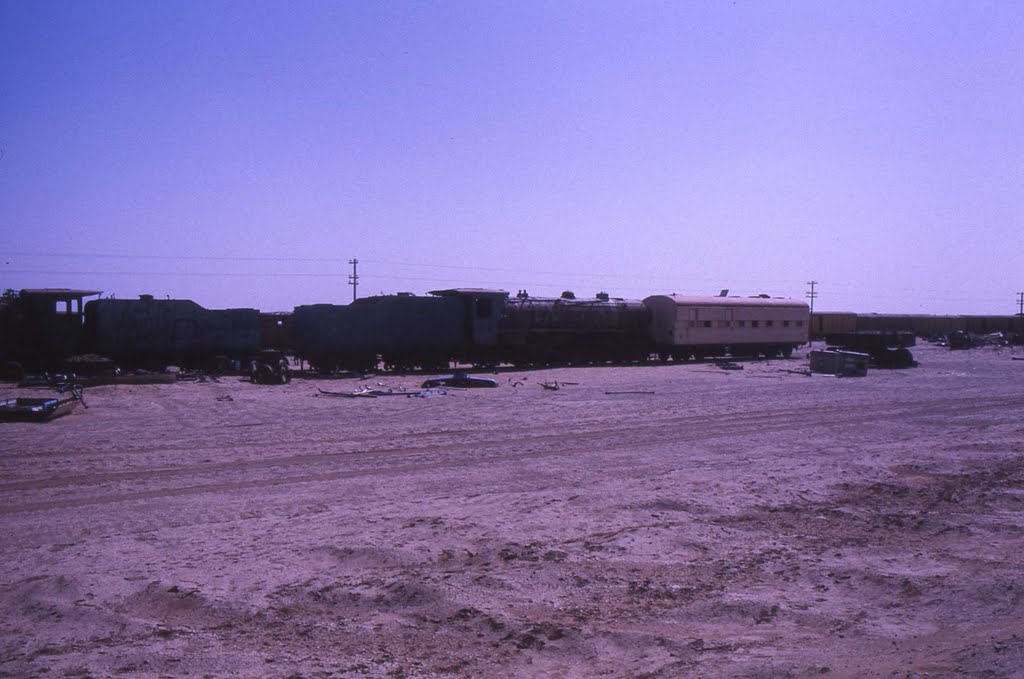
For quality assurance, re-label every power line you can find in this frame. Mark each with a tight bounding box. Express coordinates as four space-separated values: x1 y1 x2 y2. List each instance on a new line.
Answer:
2 269 350 278
0 250 807 287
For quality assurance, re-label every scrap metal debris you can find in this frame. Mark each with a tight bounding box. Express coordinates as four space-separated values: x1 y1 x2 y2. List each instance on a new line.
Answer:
540 380 581 391
825 331 917 367
810 349 869 377
248 350 292 385
1 385 86 422
715 361 744 371
421 371 498 388
317 386 448 399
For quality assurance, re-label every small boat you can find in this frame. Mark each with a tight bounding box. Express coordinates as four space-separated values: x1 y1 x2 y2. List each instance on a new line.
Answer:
0 391 85 423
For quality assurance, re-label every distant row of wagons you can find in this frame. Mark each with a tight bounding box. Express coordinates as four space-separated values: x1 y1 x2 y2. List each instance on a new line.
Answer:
810 312 1024 339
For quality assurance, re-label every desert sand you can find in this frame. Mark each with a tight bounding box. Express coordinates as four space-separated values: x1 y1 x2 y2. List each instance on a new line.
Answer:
2 343 1023 678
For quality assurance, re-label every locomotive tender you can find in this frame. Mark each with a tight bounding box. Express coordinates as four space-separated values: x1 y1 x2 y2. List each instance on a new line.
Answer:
83 295 261 369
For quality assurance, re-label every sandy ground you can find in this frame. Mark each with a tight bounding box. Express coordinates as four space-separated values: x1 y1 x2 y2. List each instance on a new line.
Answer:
2 343 1023 678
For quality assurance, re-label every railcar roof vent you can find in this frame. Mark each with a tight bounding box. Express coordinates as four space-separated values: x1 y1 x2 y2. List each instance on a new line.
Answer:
596 291 609 301
139 294 154 302
561 290 576 299
516 289 529 299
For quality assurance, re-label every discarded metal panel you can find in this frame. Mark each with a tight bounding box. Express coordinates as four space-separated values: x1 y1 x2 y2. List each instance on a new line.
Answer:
421 371 498 388
810 350 869 377
317 386 439 398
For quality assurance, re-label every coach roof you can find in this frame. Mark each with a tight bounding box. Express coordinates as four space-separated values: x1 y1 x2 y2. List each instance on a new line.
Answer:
644 294 808 308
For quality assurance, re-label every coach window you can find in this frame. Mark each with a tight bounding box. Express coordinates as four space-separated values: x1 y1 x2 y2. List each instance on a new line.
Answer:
766 320 774 327
688 320 695 328
751 320 759 328
717 320 729 328
783 321 790 327
737 320 746 327
795 320 804 327
703 321 712 328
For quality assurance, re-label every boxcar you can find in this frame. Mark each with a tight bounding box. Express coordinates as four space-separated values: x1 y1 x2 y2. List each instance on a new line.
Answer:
810 312 857 338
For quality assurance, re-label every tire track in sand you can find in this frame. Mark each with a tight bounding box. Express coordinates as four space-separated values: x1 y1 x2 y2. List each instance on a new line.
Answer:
2 394 1022 515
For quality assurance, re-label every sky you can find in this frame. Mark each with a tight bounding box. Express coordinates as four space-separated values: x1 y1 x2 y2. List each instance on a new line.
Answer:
1 1 1021 313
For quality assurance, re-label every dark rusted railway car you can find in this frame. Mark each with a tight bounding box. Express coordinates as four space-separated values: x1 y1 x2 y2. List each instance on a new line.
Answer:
259 312 293 351
292 295 464 372
293 289 506 372
82 295 261 369
489 291 651 366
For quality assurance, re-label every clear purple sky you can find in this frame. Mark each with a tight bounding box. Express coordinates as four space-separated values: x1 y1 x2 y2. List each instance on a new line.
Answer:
2 2 1021 313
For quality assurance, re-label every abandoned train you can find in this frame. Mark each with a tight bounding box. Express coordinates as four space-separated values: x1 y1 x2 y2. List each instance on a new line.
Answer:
291 289 809 372
0 287 810 375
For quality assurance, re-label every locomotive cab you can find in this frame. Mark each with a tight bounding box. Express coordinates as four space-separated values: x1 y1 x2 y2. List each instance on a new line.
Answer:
1 288 100 375
429 288 508 349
